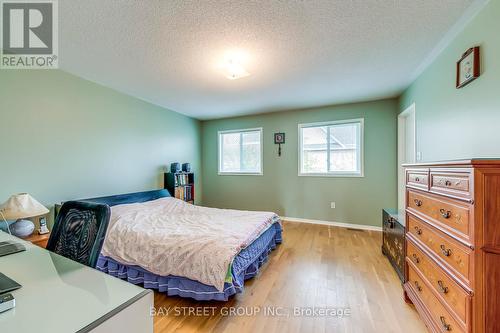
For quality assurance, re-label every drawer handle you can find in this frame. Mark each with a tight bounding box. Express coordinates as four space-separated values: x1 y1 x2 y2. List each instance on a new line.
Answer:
440 316 451 331
415 177 420 182
411 254 420 264
439 209 451 219
414 199 422 207
445 180 452 186
437 280 449 294
414 281 422 292
413 226 422 235
440 244 452 257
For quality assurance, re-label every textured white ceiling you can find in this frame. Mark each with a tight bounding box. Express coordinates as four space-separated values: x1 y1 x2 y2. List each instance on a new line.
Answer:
59 0 477 120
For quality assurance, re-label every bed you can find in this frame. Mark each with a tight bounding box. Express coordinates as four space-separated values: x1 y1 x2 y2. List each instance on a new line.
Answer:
78 189 282 301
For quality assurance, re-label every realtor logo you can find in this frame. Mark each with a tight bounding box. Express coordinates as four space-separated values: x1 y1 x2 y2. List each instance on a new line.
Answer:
1 0 58 69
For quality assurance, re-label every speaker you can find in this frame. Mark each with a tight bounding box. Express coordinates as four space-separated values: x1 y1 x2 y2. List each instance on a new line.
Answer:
170 163 181 173
182 163 191 172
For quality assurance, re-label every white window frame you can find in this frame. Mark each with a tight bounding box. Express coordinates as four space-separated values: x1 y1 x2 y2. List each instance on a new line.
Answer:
298 118 364 177
218 127 263 176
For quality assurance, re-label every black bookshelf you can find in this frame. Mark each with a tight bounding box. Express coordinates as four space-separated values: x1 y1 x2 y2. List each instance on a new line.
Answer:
164 172 195 203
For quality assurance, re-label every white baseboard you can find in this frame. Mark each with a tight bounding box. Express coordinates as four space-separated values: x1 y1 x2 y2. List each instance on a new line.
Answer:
280 216 382 232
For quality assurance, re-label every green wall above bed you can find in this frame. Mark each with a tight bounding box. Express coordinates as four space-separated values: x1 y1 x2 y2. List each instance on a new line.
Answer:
0 70 201 227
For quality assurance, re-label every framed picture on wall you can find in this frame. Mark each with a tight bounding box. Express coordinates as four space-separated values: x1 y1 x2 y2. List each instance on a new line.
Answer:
456 46 480 88
274 132 285 144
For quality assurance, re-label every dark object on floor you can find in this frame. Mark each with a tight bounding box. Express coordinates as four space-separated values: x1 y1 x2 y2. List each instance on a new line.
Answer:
47 201 110 268
382 208 405 283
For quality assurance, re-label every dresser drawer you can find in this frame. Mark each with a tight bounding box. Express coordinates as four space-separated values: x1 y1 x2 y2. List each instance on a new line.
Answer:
407 169 429 190
430 169 473 201
407 265 466 333
407 190 472 245
407 239 470 324
407 214 472 286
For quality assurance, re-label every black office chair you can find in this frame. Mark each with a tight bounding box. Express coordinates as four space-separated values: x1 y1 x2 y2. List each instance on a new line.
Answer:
46 201 111 268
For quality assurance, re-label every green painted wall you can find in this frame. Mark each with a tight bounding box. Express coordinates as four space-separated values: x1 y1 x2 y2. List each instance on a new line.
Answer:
201 99 398 227
0 70 201 226
399 0 500 161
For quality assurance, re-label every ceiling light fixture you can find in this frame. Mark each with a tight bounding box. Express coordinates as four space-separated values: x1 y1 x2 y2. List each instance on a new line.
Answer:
219 50 251 80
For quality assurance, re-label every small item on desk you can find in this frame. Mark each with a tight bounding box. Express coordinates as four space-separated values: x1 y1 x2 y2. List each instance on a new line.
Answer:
38 216 50 235
0 241 26 257
0 293 15 313
0 272 22 294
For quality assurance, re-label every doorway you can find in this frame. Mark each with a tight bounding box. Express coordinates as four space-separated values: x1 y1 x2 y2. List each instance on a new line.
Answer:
397 103 416 211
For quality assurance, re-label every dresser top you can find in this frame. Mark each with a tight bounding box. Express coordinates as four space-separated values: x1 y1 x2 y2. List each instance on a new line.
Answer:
403 158 500 168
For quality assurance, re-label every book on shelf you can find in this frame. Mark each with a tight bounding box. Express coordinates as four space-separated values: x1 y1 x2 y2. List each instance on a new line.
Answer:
175 173 191 186
175 185 193 201
184 185 193 201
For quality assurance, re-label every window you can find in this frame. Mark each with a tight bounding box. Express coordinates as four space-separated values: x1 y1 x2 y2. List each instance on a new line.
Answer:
218 128 263 175
299 119 363 176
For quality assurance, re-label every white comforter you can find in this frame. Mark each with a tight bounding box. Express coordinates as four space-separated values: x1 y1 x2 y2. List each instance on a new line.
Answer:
101 197 279 291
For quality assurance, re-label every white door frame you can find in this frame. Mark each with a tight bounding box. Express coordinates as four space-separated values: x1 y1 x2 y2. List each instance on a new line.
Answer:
397 103 416 211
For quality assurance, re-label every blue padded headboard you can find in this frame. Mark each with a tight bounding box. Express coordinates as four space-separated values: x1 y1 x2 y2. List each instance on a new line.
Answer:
79 189 171 207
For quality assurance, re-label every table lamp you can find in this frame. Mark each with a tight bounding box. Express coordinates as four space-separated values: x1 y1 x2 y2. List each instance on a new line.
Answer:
0 193 49 238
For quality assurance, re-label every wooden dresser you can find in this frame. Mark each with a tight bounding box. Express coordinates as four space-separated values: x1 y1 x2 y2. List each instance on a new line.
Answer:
403 160 500 333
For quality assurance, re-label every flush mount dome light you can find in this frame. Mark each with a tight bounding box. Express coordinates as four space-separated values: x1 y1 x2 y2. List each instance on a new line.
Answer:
222 60 250 80
219 50 251 80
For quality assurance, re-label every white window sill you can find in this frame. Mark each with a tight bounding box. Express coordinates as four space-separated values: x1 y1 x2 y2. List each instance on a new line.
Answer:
298 172 364 178
218 172 263 176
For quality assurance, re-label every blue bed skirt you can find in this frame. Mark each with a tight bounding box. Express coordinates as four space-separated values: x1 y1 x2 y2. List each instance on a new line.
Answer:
97 223 282 301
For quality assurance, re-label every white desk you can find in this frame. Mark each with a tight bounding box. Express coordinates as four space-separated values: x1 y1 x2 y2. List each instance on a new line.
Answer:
0 231 153 333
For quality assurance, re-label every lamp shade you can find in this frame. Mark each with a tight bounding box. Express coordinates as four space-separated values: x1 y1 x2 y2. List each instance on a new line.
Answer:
0 193 49 220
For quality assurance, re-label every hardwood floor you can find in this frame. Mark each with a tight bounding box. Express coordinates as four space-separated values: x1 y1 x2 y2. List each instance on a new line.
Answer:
153 221 427 333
